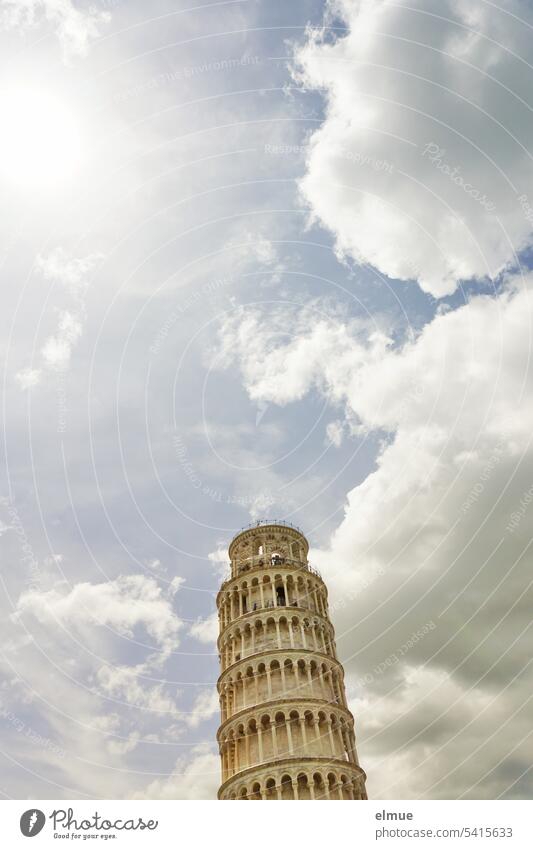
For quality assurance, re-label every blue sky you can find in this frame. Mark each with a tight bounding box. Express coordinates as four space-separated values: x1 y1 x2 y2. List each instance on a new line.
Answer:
0 0 532 799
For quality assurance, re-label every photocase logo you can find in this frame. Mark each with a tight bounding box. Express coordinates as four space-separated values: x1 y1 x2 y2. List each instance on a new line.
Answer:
20 809 45 837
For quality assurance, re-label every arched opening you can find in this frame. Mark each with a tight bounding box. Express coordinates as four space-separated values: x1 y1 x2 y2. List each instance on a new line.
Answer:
270 660 281 697
244 666 254 705
296 773 311 800
265 777 277 800
274 574 286 606
278 616 289 646
317 711 327 756
247 718 259 767
265 617 277 650
280 773 294 800
289 709 301 754
260 714 272 760
297 577 306 608
284 658 295 697
328 772 340 800
257 663 267 701
340 774 353 800
313 772 326 800
255 620 264 651
275 710 288 755
250 578 260 611
263 576 274 609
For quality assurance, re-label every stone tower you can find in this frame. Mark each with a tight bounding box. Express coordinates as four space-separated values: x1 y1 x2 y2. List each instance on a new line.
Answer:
216 520 367 800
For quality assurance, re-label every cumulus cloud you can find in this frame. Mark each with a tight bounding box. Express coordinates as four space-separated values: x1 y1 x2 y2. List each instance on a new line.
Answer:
212 273 533 798
134 744 220 800
96 664 181 714
41 309 83 370
186 688 219 728
207 547 231 581
16 249 102 388
326 419 345 447
0 572 197 795
14 367 41 390
15 573 184 657
36 248 103 298
0 0 110 61
295 0 533 295
347 665 532 799
214 301 390 407
189 612 218 645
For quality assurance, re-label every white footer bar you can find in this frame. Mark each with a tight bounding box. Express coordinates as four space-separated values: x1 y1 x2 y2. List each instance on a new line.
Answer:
2 799 530 848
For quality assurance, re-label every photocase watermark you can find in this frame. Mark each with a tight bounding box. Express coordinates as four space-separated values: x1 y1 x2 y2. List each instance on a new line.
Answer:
149 275 233 355
347 621 436 695
264 143 394 173
0 706 66 759
0 498 40 591
517 193 533 226
18 806 159 837
422 143 496 212
56 366 68 433
114 55 262 103
341 148 394 173
505 483 533 533
461 438 506 514
171 433 287 511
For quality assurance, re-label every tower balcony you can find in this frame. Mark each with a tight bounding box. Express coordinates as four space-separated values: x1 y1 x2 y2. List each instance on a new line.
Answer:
220 554 322 589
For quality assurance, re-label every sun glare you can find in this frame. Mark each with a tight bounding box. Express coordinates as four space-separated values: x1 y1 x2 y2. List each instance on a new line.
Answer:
0 87 82 191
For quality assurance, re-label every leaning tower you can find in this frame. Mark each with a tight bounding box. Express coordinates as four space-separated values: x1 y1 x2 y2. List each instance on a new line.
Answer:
216 520 367 800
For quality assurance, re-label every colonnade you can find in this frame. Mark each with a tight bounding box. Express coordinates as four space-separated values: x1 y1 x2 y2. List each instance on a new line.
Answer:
219 611 336 670
217 569 328 630
221 764 366 800
219 654 347 719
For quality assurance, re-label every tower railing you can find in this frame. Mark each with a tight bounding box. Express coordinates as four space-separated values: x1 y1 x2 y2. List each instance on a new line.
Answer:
235 519 305 535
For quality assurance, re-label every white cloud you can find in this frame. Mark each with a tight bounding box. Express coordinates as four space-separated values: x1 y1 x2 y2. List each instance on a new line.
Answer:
0 572 193 795
248 490 276 520
0 0 110 61
106 730 140 756
96 664 181 714
207 547 230 582
347 665 526 799
189 612 218 645
16 249 102 387
14 573 184 657
326 419 344 447
295 0 533 295
135 744 220 800
168 575 185 597
214 302 389 407
41 309 83 370
36 248 103 299
186 688 219 728
15 367 41 389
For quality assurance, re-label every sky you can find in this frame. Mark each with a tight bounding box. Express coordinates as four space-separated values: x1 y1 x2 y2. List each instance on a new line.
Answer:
0 0 532 800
